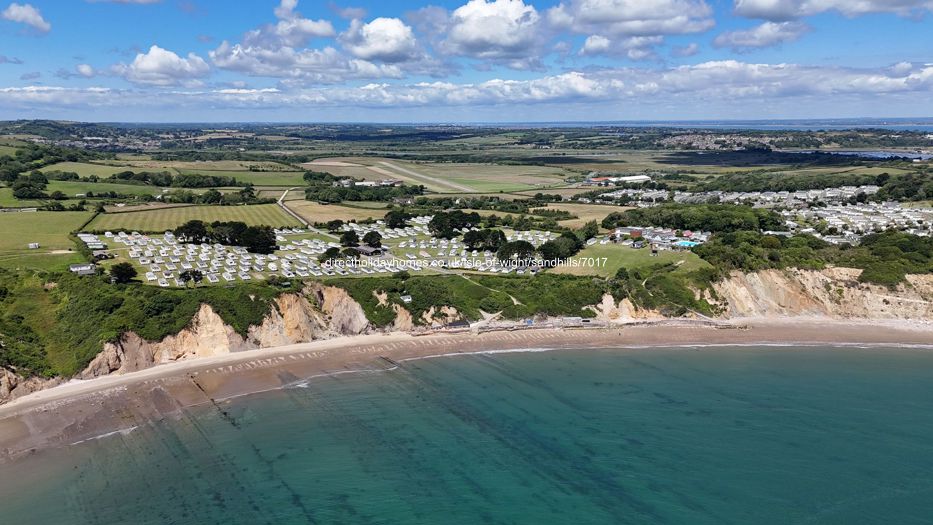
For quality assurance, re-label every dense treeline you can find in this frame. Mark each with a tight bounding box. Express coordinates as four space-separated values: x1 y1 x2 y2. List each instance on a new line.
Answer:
303 170 424 203
699 171 884 193
428 210 482 238
696 168 933 201
173 219 277 254
0 144 105 183
693 230 933 286
107 170 241 188
602 204 785 232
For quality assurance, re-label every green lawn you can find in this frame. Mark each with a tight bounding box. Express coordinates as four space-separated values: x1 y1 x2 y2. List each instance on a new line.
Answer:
0 211 93 271
38 162 137 177
87 204 301 232
550 242 711 278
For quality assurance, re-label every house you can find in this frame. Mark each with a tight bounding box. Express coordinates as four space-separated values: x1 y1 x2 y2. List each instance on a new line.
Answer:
356 245 384 256
68 263 97 276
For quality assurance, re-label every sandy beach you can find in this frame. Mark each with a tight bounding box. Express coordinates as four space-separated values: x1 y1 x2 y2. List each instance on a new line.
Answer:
3 318 933 460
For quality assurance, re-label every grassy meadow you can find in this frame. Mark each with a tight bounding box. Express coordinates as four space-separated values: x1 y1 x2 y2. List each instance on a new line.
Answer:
0 211 93 270
550 243 712 278
87 204 300 232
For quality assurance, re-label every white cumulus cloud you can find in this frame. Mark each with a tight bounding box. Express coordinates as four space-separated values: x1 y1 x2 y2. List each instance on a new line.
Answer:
548 0 715 37
210 0 437 83
339 17 420 63
580 35 664 60
117 45 210 86
441 0 546 69
2 2 50 33
713 21 810 51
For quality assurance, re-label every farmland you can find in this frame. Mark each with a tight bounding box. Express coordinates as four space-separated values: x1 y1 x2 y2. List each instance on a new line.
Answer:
87 204 301 232
47 180 165 197
303 157 571 193
541 202 628 229
39 159 306 187
0 211 93 270
285 200 389 223
39 162 134 177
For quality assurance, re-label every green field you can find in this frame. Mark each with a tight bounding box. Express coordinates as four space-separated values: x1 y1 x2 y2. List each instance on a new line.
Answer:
286 200 385 223
0 187 44 208
550 243 711 278
87 204 301 231
0 211 93 270
39 162 138 177
47 180 165 197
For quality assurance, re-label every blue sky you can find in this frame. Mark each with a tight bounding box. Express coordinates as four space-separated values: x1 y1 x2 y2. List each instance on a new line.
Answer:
1 0 932 122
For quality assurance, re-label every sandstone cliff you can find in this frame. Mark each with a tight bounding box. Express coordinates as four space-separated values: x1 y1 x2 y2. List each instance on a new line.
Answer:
1 286 370 404
714 267 933 319
4 269 933 405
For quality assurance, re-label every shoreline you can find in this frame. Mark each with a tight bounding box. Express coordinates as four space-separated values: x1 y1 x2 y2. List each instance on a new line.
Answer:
3 317 933 460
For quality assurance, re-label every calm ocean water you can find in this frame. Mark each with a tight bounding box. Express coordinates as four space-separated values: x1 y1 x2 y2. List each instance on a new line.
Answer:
3 346 933 524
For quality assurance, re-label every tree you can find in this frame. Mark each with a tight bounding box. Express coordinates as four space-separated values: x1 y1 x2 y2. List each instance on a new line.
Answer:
362 231 382 248
578 220 599 241
463 230 485 250
240 225 277 254
319 247 341 263
179 269 204 286
199 189 223 204
238 183 256 201
174 220 209 244
326 219 344 232
496 240 535 265
384 209 411 228
340 230 359 247
109 262 137 284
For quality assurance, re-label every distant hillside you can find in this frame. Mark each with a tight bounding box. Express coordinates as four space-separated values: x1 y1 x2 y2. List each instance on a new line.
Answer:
0 120 122 140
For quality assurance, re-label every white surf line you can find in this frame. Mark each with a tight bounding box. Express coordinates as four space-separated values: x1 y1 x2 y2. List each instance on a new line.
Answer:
377 161 476 192
69 425 138 446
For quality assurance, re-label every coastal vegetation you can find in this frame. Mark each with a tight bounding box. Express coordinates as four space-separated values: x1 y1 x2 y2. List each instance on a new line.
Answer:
0 269 286 377
601 204 785 233
694 230 933 286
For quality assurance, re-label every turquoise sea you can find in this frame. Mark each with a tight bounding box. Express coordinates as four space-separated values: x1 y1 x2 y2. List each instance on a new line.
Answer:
3 345 933 524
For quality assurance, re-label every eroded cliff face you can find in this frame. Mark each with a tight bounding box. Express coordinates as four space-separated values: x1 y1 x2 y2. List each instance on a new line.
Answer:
0 369 61 405
1 286 371 404
305 282 369 335
714 267 933 319
5 270 933 405
82 288 370 378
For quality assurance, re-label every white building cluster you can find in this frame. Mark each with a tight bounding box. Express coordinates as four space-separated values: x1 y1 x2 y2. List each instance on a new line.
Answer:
788 203 933 243
588 185 882 208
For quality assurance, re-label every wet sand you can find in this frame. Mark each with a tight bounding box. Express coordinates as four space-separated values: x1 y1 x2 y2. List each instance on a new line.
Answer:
2 318 933 460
